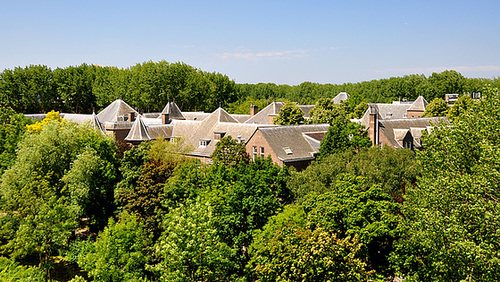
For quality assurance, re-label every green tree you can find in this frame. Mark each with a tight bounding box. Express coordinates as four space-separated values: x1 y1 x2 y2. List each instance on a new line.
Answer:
250 223 369 282
118 159 178 239
273 102 304 125
151 199 235 281
307 97 345 125
446 94 475 121
250 174 398 280
62 147 117 231
0 120 118 274
0 107 33 173
162 157 292 277
301 174 399 274
0 172 77 279
53 63 97 113
422 97 449 117
211 135 250 167
0 256 45 281
0 65 56 113
392 85 500 280
226 96 271 114
289 146 417 203
426 70 467 101
319 117 371 158
79 211 151 282
350 100 368 119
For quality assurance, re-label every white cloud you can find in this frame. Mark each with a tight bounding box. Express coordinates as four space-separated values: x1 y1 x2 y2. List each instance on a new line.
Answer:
218 49 308 60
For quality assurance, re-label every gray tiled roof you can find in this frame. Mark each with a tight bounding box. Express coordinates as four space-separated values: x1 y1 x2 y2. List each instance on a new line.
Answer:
62 113 92 123
89 112 104 132
147 124 173 140
360 103 413 128
171 107 261 157
125 116 151 141
379 117 449 148
298 105 315 117
407 96 428 112
258 124 329 162
244 101 284 124
97 99 138 122
333 92 350 104
160 102 185 120
182 112 211 121
231 114 251 123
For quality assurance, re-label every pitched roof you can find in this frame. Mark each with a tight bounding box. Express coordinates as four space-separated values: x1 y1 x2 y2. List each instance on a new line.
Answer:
333 92 350 104
378 117 449 148
408 96 428 112
258 124 329 162
125 116 151 141
202 108 239 124
244 101 284 124
160 101 185 120
61 113 92 123
171 107 260 157
90 112 104 132
298 105 315 117
231 114 251 123
182 111 211 121
147 124 173 140
360 103 413 128
97 99 139 122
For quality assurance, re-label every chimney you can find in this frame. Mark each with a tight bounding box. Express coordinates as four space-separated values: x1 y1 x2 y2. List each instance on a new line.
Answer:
128 112 136 122
368 106 378 146
268 114 277 125
161 113 170 124
250 105 258 117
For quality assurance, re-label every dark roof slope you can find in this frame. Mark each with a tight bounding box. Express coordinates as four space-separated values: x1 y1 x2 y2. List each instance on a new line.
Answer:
259 124 329 162
244 101 284 124
379 117 449 148
160 101 185 120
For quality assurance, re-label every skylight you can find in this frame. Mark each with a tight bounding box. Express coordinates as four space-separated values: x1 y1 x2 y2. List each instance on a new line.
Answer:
283 147 293 155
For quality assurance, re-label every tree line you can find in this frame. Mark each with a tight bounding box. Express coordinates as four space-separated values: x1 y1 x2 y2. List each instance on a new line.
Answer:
1 61 499 115
0 84 499 281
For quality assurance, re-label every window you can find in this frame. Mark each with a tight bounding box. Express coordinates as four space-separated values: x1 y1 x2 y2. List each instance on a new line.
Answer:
403 141 412 149
199 139 210 147
260 147 265 158
214 132 225 140
283 147 293 155
252 146 257 160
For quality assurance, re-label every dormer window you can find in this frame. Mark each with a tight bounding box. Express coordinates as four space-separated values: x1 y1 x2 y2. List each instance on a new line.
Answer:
214 132 226 140
199 139 211 147
403 140 412 149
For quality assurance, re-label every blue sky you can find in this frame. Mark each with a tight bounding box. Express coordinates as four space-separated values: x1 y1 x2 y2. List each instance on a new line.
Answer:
1 0 499 85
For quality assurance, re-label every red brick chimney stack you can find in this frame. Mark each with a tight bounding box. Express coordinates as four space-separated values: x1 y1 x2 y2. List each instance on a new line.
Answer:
250 105 258 117
368 106 377 146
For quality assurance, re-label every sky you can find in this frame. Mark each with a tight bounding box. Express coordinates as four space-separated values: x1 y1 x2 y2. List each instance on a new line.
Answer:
1 0 499 85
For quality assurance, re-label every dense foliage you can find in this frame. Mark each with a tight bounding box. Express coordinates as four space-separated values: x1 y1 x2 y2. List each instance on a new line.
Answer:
273 102 305 125
0 62 499 281
392 85 500 280
1 62 498 115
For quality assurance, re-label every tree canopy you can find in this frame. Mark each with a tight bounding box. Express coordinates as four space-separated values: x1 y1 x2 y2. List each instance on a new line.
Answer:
392 85 500 280
273 102 304 125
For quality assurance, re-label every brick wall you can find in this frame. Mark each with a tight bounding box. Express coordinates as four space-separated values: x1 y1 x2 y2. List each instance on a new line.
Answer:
245 129 283 166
